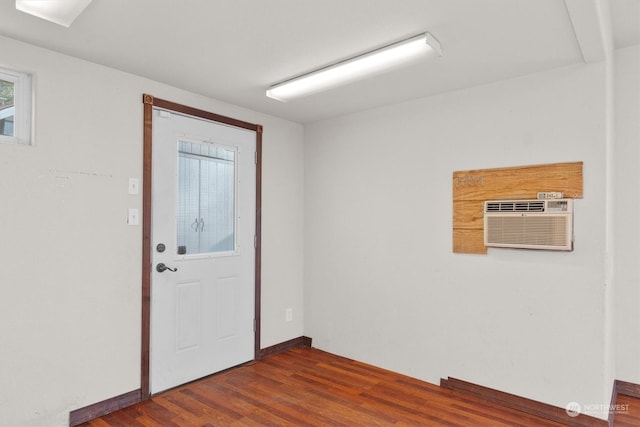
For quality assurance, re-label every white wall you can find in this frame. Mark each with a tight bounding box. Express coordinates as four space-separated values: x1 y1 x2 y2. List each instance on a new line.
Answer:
614 44 640 383
0 35 304 427
304 62 611 416
1 29 636 427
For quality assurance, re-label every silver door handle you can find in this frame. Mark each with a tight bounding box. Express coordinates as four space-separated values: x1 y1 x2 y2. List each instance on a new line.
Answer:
156 263 178 273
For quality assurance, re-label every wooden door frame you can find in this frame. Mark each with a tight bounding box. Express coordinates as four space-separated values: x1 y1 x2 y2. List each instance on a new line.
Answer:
141 94 262 398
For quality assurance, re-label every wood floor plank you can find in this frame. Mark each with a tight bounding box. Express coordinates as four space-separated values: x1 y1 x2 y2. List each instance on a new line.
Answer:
614 393 640 426
86 406 146 427
230 370 358 425
80 347 582 426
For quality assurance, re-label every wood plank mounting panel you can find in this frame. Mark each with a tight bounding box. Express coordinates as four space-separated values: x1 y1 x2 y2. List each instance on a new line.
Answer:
452 162 583 254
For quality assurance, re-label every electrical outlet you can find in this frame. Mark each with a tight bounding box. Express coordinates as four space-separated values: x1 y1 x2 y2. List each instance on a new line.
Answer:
285 308 293 322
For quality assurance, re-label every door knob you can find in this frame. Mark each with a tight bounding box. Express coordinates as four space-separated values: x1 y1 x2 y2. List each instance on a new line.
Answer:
156 263 178 273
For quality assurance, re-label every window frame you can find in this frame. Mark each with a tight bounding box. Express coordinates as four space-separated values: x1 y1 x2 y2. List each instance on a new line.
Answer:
0 67 33 146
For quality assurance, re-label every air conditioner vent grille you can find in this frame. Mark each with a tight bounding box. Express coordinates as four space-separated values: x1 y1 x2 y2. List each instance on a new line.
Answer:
485 216 568 248
485 200 545 212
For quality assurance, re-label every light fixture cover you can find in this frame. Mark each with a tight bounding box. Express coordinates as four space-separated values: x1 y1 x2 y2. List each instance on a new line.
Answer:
267 32 442 102
16 0 93 27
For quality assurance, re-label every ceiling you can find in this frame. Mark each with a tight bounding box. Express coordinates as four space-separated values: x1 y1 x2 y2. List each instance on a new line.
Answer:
0 0 638 123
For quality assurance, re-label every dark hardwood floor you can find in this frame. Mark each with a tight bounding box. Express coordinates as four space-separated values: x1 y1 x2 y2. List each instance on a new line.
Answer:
81 347 581 426
614 394 640 426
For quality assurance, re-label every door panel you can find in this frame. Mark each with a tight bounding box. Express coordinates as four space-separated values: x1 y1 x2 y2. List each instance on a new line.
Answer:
216 276 239 339
150 108 256 394
176 281 201 351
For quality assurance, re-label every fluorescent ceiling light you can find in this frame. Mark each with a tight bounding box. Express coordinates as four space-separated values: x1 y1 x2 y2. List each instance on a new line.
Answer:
266 32 442 102
16 0 93 27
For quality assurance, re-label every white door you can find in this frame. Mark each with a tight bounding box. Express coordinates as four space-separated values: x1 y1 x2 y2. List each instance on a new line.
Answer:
150 108 256 394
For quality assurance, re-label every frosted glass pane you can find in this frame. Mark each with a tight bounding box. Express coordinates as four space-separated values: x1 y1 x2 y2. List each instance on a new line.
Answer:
177 155 200 254
177 140 235 255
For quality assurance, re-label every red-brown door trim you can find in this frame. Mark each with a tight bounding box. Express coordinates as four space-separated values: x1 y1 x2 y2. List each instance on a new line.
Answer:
141 94 262 398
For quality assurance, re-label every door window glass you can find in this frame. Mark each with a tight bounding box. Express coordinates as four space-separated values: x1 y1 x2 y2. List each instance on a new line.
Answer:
177 140 236 255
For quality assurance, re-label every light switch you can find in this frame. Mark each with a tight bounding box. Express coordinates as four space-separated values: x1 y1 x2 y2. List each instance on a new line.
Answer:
128 178 139 195
127 208 139 226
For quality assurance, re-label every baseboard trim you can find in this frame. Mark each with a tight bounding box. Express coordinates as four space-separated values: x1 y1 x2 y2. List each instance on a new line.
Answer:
440 377 607 427
614 379 640 399
69 389 141 426
259 336 312 359
609 379 640 427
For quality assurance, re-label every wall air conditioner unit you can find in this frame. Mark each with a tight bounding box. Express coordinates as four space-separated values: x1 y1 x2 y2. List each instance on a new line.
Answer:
484 199 573 251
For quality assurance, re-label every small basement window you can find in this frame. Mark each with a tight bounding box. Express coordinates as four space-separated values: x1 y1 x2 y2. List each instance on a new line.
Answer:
0 68 32 145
